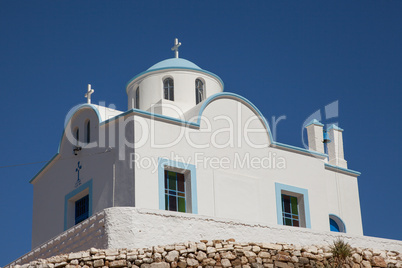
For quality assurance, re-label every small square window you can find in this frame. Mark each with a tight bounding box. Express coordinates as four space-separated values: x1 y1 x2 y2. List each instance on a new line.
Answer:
281 194 300 227
275 183 311 228
158 158 198 214
64 180 92 230
164 170 187 212
75 195 89 224
280 191 306 227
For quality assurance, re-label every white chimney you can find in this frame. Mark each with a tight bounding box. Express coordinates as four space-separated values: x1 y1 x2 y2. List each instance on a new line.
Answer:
327 124 348 168
305 119 325 154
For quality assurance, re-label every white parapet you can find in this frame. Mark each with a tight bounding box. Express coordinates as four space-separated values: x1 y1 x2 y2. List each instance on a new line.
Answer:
8 207 402 266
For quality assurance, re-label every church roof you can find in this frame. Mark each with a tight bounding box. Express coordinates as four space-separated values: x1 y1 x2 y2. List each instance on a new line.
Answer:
147 58 201 71
126 57 224 91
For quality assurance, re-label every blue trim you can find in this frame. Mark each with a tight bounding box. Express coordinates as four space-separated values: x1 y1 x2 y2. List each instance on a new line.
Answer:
64 179 93 230
101 108 199 128
197 92 274 142
271 141 328 158
327 124 344 132
31 93 337 185
30 104 103 184
325 163 361 176
305 119 324 127
275 183 311 228
29 153 59 183
158 158 198 214
126 67 224 92
147 58 202 70
60 104 102 152
63 104 102 129
329 213 346 233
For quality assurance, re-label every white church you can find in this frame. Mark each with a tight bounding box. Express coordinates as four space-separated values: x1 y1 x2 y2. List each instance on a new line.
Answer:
28 39 363 257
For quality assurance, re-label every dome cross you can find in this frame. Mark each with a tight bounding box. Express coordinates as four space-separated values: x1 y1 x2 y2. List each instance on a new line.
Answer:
85 84 95 104
171 38 182 58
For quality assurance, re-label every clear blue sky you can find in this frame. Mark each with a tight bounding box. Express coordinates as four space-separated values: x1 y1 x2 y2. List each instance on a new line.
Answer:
1 0 401 265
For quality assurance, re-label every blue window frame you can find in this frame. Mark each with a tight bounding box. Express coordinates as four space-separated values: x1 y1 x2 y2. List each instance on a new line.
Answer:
75 195 89 224
329 214 346 233
165 170 186 212
64 179 93 230
158 158 198 214
275 183 311 228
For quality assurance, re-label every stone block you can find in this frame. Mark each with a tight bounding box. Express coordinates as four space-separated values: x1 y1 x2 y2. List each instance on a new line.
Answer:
274 261 289 268
196 251 207 262
258 252 271 259
221 251 236 260
261 244 282 251
109 259 127 268
371 256 387 267
68 252 82 260
206 247 216 254
165 251 179 263
196 243 207 252
186 258 199 267
54 262 67 268
105 249 119 256
149 262 170 268
93 259 104 267
221 259 231 267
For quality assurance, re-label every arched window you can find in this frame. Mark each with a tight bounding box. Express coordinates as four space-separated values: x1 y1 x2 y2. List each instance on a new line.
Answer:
195 79 204 104
85 120 90 143
75 128 79 146
163 78 174 101
329 214 346 233
135 86 140 109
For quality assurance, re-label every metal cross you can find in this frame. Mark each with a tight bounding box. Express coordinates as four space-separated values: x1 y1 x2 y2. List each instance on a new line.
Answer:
75 161 82 187
85 84 95 104
171 38 182 58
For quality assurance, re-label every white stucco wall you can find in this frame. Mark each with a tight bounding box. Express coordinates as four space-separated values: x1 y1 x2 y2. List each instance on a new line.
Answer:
127 70 223 115
31 94 363 251
31 107 134 248
132 97 362 234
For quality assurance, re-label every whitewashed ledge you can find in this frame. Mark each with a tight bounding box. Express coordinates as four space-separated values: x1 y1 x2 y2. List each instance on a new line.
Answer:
7 207 402 266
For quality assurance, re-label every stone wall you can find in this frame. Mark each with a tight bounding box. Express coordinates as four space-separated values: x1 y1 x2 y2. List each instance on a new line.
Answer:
7 240 401 268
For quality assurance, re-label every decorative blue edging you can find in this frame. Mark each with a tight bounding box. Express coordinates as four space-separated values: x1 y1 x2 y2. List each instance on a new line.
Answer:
29 153 59 183
275 182 311 229
271 141 328 158
30 104 102 184
329 213 347 233
64 179 93 230
327 124 344 132
305 119 324 127
30 92 358 185
158 158 198 214
126 67 224 92
324 163 361 176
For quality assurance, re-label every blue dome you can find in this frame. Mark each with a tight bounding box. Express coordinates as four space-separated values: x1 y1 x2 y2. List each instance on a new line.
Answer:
147 58 201 71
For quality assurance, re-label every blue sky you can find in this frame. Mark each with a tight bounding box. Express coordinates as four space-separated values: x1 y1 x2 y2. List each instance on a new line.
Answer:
1 0 401 265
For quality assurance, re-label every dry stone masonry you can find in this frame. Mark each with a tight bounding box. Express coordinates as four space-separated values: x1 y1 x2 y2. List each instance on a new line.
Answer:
7 240 402 268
